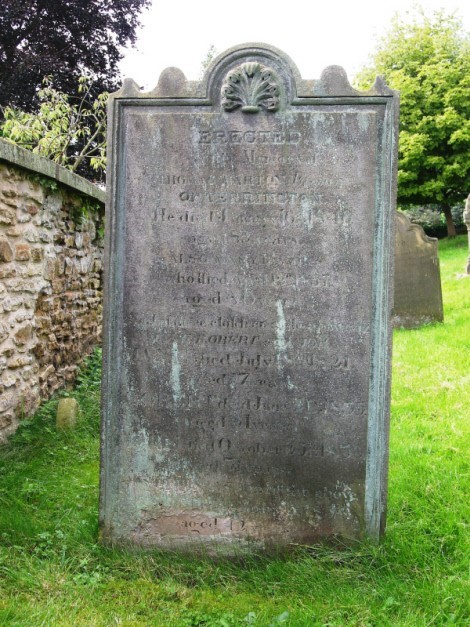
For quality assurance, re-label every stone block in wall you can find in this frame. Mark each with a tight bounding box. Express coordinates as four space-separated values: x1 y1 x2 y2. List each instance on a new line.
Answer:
51 278 67 292
0 342 15 358
39 364 55 383
13 323 33 345
36 296 55 313
0 208 17 225
6 226 22 237
7 279 39 293
13 311 34 324
7 354 33 369
43 256 57 281
0 322 8 342
21 365 35 381
1 184 18 200
20 390 41 416
38 230 53 243
26 264 43 277
1 296 22 312
0 391 15 412
0 239 14 262
23 228 39 243
17 213 31 224
26 204 40 216
31 246 44 263
1 372 18 388
0 413 13 431
14 244 31 261
0 266 16 279
17 179 45 206
64 258 75 275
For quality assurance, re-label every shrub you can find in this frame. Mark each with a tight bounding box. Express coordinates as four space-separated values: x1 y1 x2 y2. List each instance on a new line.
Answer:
400 204 466 238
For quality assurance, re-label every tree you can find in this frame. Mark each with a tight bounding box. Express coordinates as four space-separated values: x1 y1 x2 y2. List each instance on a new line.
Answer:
1 76 107 183
0 0 150 111
355 9 470 236
199 45 218 79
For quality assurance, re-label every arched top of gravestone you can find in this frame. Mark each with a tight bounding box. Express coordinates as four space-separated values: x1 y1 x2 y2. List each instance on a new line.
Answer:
112 43 396 103
396 211 438 248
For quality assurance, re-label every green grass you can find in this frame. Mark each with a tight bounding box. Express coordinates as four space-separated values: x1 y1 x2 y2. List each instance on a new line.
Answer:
0 236 469 626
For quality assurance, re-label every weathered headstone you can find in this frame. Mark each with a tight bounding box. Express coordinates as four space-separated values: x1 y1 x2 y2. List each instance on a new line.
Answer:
56 398 79 429
100 44 399 552
393 212 444 328
464 194 470 275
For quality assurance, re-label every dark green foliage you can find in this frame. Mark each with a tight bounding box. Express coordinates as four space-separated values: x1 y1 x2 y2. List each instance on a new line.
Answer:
400 203 466 238
0 0 150 111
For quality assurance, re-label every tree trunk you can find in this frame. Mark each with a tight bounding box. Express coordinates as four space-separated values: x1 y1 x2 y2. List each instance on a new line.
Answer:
442 204 457 238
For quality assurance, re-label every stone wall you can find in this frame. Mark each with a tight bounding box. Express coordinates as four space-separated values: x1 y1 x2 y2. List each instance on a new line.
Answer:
0 140 105 441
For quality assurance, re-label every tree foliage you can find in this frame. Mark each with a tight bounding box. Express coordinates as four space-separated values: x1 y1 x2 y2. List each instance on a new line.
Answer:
355 9 470 235
1 77 107 182
0 0 150 111
199 45 219 79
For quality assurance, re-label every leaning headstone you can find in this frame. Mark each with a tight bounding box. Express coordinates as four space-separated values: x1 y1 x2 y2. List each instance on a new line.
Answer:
393 212 444 328
100 44 399 552
56 398 79 430
465 194 470 275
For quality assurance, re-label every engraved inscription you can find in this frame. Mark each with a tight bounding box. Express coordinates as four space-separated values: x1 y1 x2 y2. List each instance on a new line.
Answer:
106 99 392 545
180 517 246 535
198 130 300 144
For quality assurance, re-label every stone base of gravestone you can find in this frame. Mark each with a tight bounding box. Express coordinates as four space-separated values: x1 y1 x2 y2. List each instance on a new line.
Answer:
393 212 444 328
56 398 79 430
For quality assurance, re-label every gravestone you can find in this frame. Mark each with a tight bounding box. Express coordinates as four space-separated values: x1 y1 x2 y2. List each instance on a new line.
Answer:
56 398 79 430
100 44 399 552
465 194 470 275
393 212 444 328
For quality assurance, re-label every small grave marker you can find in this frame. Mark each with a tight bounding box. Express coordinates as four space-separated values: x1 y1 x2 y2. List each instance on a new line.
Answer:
56 398 79 430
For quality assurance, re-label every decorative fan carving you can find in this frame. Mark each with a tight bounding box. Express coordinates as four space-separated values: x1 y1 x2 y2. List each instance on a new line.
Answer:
221 62 280 113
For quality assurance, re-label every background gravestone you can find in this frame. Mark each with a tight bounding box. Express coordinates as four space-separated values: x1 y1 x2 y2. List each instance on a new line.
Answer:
56 398 79 430
393 212 444 328
465 193 470 275
100 44 399 552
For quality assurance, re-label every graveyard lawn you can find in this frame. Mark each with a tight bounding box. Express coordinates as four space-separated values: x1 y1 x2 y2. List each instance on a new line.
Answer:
0 236 468 626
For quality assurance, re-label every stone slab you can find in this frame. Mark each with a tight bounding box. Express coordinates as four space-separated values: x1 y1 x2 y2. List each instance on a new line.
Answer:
56 398 79 429
100 44 399 553
465 194 470 275
393 212 443 328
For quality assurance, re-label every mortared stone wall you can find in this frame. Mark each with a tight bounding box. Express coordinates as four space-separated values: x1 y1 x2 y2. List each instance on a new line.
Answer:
0 139 105 441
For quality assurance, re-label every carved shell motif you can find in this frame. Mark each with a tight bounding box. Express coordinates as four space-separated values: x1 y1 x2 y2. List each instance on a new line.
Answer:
221 62 280 113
